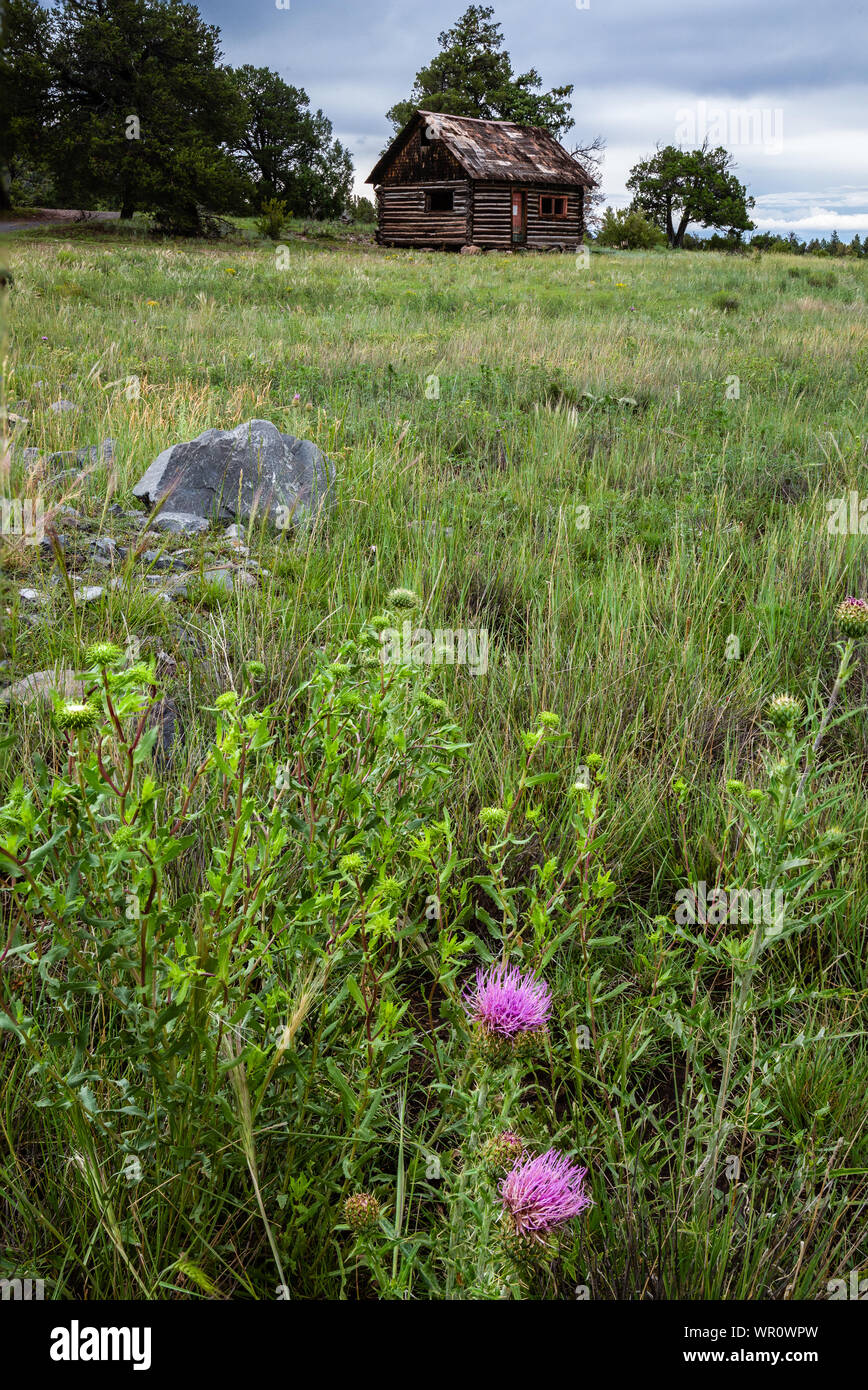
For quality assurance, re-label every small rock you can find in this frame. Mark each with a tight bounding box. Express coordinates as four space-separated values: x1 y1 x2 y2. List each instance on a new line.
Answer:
140 549 175 570
202 566 257 594
148 696 182 769
144 512 211 536
0 667 85 705
18 588 47 605
90 536 117 561
49 399 79 414
73 585 104 604
223 523 245 540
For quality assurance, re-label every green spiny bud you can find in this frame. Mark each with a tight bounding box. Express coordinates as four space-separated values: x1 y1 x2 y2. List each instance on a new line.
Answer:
834 597 868 640
54 701 100 733
767 692 803 730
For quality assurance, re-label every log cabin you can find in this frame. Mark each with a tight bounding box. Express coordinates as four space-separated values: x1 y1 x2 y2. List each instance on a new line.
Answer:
366 109 593 252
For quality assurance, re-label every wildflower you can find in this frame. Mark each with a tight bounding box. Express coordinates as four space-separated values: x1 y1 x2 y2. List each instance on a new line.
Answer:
215 691 238 711
292 393 301 403
367 614 391 631
537 711 560 729
726 779 746 795
146 299 157 306
343 1192 381 1233
500 1149 591 1241
224 267 237 275
479 806 507 832
54 701 100 733
767 692 803 730
338 852 366 876
84 641 125 669
747 788 766 803
479 1131 525 1173
466 963 551 1039
387 587 421 611
835 596 868 640
244 660 266 681
111 825 138 848
586 753 603 769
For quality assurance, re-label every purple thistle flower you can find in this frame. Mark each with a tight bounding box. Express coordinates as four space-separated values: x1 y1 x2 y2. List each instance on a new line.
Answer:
501 1148 591 1239
466 963 552 1038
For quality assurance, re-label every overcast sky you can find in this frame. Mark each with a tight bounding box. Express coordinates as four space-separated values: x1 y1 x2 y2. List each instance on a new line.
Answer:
200 0 868 236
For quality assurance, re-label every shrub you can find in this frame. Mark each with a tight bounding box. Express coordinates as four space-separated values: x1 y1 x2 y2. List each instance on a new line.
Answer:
256 197 288 241
596 206 666 250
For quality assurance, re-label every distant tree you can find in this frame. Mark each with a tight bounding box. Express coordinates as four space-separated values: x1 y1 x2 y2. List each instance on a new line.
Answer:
349 194 377 224
386 4 574 140
848 234 863 257
48 0 246 232
0 0 53 210
229 66 353 218
627 144 754 248
595 205 665 249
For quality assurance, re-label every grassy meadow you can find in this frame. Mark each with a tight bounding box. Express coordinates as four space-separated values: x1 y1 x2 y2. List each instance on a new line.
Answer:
0 225 866 1300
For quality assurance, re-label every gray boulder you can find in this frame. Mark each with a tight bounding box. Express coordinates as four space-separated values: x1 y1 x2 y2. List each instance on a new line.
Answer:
132 420 335 529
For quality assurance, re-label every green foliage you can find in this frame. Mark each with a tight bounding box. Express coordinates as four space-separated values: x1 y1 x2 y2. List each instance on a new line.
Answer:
256 197 288 241
230 66 353 219
0 618 471 1296
350 195 377 224
595 205 666 250
0 0 53 211
627 144 755 247
386 4 574 140
48 0 247 232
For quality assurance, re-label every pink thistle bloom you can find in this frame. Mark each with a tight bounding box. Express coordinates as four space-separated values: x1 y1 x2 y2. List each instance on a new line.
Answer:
501 1148 591 1238
466 963 551 1037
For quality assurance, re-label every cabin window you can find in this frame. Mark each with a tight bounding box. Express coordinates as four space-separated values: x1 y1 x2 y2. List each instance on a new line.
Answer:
539 195 568 218
427 189 454 212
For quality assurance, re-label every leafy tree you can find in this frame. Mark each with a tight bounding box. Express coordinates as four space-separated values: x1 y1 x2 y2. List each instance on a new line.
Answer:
595 205 665 250
386 4 574 140
627 144 754 248
349 194 377 224
48 0 246 232
0 0 53 210
229 65 353 219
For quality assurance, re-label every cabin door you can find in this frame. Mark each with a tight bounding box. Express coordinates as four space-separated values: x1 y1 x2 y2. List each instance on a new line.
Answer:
511 189 526 244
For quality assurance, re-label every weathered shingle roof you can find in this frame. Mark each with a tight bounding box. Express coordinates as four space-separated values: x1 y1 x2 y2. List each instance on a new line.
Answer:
367 110 593 188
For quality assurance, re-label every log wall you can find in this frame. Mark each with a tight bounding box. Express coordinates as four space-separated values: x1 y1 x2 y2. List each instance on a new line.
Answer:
525 186 583 250
471 182 513 250
376 177 584 250
376 181 470 247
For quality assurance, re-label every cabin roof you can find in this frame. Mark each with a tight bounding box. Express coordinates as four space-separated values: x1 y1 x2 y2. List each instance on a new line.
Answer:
367 110 593 188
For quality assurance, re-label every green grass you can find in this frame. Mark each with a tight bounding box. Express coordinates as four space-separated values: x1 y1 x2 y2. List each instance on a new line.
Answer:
0 229 866 1300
